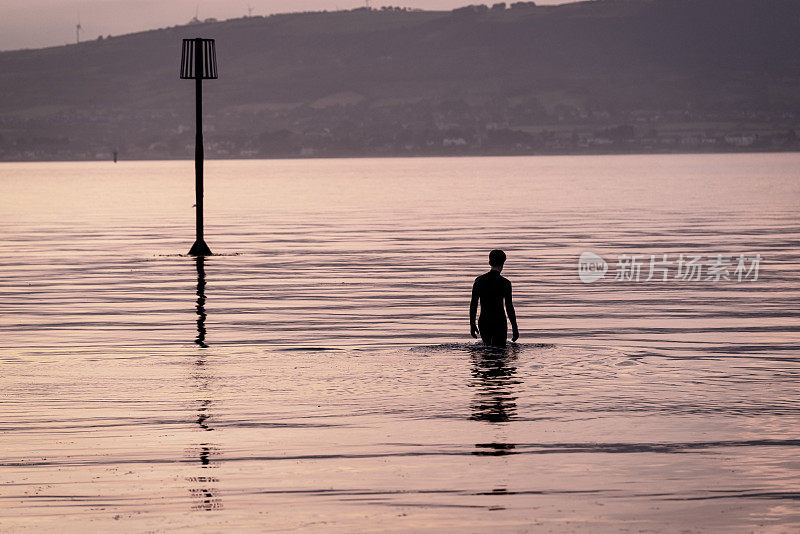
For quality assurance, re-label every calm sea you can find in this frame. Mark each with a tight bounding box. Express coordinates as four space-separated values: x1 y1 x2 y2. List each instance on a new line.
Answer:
1 154 799 531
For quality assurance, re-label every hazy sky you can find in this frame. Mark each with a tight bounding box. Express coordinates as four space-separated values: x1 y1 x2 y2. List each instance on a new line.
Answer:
1 0 575 51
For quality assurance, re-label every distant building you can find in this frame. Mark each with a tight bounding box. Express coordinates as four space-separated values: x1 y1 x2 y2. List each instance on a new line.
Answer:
443 137 468 147
724 135 756 147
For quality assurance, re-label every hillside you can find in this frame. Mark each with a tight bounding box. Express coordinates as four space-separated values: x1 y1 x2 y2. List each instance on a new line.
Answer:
1 0 799 160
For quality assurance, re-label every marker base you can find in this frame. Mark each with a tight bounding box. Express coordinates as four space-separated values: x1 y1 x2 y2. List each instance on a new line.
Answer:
188 240 212 256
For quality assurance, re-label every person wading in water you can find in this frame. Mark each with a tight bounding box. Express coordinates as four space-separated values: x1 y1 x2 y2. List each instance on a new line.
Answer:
470 249 519 347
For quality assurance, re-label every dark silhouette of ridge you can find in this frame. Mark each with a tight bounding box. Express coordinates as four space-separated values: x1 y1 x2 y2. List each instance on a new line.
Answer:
0 0 798 160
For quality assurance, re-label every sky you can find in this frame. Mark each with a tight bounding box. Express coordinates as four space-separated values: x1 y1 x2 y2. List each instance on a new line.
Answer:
1 0 575 51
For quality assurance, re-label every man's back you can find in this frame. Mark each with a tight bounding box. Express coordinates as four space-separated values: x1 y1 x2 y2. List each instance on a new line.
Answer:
473 270 510 321
470 250 519 347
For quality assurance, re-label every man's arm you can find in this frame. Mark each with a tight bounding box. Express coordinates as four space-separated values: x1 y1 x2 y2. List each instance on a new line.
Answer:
470 279 479 338
506 281 519 342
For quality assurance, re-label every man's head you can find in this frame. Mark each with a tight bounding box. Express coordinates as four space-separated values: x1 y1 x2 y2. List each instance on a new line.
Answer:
489 249 506 270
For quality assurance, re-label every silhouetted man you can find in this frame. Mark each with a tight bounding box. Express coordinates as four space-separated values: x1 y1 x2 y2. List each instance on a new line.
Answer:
470 250 519 347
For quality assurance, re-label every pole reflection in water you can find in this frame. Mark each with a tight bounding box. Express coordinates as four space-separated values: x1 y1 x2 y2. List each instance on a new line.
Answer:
195 256 208 348
470 345 521 458
186 256 222 511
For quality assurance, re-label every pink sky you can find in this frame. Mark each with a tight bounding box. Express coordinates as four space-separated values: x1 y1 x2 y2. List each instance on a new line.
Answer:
1 0 575 51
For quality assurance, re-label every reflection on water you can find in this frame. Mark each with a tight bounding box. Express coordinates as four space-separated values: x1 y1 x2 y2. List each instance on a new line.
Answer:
470 346 520 462
195 256 208 348
469 346 521 423
196 399 212 432
188 257 222 511
186 440 222 512
473 442 517 456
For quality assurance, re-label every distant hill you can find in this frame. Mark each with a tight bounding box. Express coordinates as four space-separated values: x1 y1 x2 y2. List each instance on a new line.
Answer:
1 0 799 160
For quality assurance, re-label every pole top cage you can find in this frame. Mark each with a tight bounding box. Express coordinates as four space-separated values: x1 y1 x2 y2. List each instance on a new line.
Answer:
180 38 218 80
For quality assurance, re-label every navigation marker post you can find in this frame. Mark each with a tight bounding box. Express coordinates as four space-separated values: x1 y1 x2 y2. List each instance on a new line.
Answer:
180 38 218 256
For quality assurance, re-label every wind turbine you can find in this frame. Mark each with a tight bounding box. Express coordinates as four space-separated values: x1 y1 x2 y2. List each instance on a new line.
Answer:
76 13 83 45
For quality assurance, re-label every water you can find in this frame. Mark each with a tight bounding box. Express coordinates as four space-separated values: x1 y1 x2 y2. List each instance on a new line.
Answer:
1 154 799 531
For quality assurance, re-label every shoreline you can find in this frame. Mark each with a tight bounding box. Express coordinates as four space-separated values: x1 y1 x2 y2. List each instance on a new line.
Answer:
2 147 799 164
